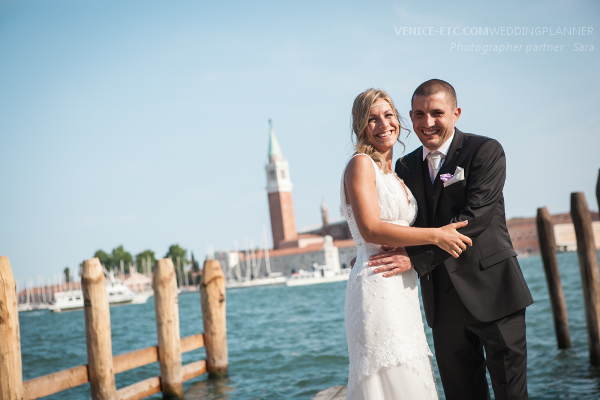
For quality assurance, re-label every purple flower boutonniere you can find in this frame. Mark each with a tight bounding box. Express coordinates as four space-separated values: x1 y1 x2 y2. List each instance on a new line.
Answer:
440 173 453 183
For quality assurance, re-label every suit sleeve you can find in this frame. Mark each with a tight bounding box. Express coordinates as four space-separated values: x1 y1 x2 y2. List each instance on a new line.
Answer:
408 139 507 277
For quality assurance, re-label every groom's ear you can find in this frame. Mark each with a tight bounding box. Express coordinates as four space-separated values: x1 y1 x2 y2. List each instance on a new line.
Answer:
453 107 461 123
409 110 413 120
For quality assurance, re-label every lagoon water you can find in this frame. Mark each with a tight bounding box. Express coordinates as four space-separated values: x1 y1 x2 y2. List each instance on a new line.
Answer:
20 251 600 399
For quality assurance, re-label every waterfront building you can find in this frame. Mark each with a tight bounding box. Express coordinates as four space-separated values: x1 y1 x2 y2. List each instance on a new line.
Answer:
506 211 600 256
298 198 352 241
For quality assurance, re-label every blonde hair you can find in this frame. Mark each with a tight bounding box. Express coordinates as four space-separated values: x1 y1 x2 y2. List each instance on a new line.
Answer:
351 88 408 173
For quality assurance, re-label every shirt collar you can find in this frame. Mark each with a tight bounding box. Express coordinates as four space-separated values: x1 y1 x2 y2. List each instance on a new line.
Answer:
422 129 456 161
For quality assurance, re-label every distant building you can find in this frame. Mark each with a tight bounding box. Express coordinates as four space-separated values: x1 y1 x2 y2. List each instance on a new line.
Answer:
506 212 600 256
123 271 152 293
298 198 353 241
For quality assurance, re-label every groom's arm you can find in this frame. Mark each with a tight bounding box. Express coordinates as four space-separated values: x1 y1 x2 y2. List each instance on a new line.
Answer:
407 138 507 277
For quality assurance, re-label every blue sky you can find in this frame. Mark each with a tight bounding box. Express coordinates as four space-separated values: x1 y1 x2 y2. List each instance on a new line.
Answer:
1 0 599 284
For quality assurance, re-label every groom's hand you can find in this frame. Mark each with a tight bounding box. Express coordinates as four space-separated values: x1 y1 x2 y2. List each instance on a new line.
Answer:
369 246 413 277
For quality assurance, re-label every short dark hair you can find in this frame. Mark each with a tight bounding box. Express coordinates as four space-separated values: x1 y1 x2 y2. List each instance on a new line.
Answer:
411 79 457 109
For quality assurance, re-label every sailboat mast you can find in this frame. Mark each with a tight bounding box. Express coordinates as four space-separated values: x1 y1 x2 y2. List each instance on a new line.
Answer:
263 225 271 275
233 241 242 282
244 236 252 282
250 240 257 278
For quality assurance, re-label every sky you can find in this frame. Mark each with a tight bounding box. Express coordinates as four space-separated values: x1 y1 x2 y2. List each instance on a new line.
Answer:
1 0 599 285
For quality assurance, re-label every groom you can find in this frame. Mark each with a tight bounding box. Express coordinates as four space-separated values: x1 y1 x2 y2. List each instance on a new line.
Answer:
368 79 533 400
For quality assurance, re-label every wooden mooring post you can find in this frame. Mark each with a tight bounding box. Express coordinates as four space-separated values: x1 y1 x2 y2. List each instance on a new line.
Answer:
571 192 600 366
153 258 183 399
200 259 228 378
82 257 117 400
0 256 24 400
536 207 571 349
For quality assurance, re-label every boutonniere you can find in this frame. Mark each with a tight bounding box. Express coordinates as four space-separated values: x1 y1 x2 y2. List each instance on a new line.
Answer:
440 166 465 187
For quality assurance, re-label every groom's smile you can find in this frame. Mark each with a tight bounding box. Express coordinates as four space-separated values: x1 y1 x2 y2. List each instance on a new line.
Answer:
410 92 461 151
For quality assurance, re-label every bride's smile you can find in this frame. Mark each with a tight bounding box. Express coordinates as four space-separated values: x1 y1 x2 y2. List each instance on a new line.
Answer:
367 102 399 155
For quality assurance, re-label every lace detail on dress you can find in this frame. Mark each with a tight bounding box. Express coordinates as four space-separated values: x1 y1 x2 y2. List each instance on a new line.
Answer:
348 327 437 399
341 154 438 400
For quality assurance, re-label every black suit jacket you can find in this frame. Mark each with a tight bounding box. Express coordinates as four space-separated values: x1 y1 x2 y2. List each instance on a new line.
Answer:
396 129 533 327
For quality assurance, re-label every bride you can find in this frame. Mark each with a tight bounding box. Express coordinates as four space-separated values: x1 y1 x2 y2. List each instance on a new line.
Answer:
342 88 471 399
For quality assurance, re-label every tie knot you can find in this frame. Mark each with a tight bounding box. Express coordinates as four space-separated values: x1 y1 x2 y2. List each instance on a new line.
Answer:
426 151 443 183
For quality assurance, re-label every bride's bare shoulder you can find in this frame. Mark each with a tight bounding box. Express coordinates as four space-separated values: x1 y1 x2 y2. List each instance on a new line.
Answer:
344 154 375 184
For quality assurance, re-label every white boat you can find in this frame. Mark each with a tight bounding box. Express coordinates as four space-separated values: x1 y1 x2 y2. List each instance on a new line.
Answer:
131 290 154 304
49 269 152 312
286 264 351 287
49 282 140 312
17 303 34 312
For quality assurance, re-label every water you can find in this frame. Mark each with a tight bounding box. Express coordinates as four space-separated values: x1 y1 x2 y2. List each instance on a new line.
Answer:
19 251 600 399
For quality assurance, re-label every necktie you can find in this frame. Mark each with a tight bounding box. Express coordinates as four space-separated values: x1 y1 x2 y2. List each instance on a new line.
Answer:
426 151 443 183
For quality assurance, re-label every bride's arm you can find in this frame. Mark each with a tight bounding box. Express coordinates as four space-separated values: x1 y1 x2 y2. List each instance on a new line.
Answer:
344 155 471 254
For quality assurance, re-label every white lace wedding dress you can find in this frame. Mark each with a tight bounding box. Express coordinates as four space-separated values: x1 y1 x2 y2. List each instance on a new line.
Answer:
341 154 438 400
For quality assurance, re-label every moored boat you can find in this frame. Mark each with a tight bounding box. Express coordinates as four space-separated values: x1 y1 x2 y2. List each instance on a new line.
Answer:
286 264 351 287
48 282 141 312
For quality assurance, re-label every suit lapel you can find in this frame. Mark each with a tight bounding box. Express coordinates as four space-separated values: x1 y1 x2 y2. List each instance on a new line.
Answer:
410 147 429 225
433 129 464 215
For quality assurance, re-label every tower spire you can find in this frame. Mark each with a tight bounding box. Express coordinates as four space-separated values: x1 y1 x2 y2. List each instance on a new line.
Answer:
265 119 297 248
321 198 329 227
268 119 283 162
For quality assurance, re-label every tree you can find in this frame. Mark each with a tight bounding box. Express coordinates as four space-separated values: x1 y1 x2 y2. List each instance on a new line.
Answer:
165 244 188 284
135 249 156 273
165 244 188 265
191 252 200 272
111 245 133 272
63 267 71 283
94 249 112 269
191 251 201 285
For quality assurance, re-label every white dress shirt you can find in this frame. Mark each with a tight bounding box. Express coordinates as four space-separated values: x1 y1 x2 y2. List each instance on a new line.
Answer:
422 129 455 180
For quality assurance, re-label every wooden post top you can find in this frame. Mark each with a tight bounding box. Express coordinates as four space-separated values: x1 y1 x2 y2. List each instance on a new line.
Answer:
0 255 10 267
202 259 225 285
154 258 176 283
82 257 105 282
0 256 14 282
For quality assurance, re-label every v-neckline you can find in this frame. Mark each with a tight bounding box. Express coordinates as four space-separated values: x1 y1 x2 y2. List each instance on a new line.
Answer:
389 171 411 204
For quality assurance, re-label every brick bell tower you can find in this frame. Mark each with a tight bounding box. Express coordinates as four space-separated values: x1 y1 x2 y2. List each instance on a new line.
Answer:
265 120 297 249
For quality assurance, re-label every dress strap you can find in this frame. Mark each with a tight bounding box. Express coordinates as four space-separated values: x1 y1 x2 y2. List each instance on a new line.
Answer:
340 154 380 209
349 153 379 171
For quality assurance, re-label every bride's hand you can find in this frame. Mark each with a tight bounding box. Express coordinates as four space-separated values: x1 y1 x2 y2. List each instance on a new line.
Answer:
435 221 472 258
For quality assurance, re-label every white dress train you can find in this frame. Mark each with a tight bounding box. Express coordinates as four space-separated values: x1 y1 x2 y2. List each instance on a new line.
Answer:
341 154 438 400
